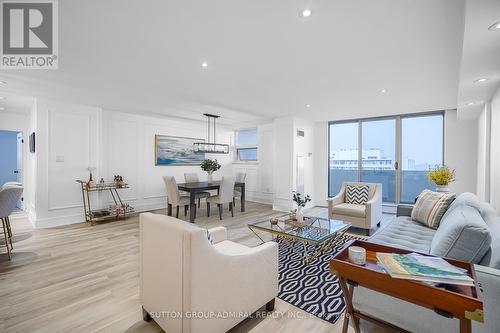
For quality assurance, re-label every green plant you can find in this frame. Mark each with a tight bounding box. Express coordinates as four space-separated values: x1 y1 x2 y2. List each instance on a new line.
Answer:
427 165 456 185
200 159 221 173
292 191 311 208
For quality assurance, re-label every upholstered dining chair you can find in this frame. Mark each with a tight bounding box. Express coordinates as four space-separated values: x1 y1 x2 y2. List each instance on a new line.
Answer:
233 172 246 207
0 185 24 260
163 176 191 219
207 176 236 220
184 173 211 208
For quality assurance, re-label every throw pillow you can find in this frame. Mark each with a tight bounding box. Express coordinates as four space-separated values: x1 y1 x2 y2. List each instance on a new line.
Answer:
411 189 456 229
345 184 370 205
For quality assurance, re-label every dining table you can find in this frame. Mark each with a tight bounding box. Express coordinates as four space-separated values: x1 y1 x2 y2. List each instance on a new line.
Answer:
176 181 245 223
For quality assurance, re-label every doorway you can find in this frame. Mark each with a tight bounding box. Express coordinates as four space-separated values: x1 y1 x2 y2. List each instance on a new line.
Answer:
0 130 23 209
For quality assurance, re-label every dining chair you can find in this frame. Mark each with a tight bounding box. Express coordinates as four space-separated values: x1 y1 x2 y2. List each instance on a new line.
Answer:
207 176 236 220
0 185 24 260
233 172 247 207
184 173 211 208
163 176 191 219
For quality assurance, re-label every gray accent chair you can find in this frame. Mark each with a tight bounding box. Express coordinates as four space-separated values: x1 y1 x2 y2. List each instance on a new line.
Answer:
328 182 382 235
353 192 500 333
0 185 24 260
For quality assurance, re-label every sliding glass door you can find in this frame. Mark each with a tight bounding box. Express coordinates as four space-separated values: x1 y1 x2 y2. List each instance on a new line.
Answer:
361 119 396 203
328 112 443 204
401 114 444 203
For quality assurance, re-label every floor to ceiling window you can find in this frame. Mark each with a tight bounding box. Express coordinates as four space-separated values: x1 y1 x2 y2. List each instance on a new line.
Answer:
328 112 444 204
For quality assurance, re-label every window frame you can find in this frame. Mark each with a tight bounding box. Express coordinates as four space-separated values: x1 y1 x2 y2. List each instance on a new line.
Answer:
234 128 258 162
328 111 445 203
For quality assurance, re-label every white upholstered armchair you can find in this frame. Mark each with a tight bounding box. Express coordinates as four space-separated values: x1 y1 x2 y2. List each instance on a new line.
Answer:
140 213 278 333
328 182 382 235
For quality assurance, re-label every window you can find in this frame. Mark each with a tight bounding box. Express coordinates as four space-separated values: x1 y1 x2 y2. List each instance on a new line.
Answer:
328 112 444 204
235 129 258 161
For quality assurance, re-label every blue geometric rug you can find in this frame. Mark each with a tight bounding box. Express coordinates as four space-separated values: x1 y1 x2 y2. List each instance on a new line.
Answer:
277 233 365 324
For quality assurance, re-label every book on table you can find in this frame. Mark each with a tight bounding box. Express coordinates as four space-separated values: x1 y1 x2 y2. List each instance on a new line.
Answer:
376 252 475 286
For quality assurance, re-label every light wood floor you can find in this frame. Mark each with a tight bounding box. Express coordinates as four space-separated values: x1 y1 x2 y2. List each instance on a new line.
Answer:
0 202 393 333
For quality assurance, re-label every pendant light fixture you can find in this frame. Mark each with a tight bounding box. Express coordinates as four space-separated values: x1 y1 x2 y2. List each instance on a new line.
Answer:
193 113 230 154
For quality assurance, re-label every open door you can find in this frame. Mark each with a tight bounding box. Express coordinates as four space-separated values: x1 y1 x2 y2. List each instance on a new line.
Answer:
16 132 23 209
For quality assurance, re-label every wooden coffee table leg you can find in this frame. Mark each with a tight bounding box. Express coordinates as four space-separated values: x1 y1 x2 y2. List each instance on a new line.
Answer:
338 277 361 333
459 318 471 333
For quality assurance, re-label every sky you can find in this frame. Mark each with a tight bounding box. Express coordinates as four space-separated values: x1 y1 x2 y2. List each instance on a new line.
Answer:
329 114 443 169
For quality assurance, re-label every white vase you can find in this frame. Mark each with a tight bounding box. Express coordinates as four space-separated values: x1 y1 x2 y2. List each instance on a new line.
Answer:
435 185 450 193
207 172 213 184
296 207 304 225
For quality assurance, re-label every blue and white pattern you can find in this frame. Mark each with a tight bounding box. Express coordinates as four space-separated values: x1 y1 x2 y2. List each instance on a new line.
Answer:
277 234 363 324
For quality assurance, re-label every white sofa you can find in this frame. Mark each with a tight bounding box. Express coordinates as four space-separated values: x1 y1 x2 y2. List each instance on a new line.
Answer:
140 212 278 333
328 182 382 234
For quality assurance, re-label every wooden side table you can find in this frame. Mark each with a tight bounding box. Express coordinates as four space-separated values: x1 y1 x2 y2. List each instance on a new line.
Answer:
330 240 484 333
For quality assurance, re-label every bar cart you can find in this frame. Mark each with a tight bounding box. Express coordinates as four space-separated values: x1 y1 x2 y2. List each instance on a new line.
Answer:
76 180 134 225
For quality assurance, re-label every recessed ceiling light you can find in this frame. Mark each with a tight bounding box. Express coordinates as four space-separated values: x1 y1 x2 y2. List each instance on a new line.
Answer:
201 61 208 68
474 78 489 83
465 102 475 106
488 21 500 31
300 9 312 18
0 96 4 100
305 104 311 108
0 81 6 84
0 107 4 110
379 89 387 94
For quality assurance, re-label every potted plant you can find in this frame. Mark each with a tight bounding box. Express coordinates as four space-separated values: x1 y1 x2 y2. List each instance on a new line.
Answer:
200 159 221 184
292 191 311 226
427 165 455 193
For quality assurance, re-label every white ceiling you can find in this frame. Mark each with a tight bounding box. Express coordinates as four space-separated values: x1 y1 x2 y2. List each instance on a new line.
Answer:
0 0 470 126
457 0 500 119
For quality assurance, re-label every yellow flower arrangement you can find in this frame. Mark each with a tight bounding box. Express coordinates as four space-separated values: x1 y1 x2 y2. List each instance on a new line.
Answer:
427 166 456 186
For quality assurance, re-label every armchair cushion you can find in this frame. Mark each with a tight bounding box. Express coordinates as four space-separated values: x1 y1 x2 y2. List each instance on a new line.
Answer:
346 184 369 205
331 203 366 218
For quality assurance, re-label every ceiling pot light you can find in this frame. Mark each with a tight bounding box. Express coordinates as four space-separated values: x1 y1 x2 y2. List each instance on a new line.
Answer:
488 21 500 31
379 89 387 94
305 104 311 108
0 81 5 84
201 61 208 68
300 9 312 18
465 102 475 106
474 78 489 83
0 96 5 99
0 107 4 110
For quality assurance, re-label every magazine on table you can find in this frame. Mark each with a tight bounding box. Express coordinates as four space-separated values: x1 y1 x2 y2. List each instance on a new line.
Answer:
376 252 474 286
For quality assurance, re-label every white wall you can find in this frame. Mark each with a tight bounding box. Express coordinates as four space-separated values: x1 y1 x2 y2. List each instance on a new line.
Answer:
444 109 478 194
30 98 234 227
100 110 234 214
313 122 328 207
476 103 491 202
489 87 500 213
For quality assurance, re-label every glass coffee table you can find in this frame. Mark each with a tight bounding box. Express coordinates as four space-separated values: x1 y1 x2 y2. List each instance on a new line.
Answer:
248 214 351 264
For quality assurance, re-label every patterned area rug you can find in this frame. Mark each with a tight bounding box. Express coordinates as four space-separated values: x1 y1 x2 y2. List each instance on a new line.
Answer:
277 233 366 324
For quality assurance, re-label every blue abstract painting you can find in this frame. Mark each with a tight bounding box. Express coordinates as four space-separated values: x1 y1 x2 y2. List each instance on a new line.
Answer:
155 135 205 166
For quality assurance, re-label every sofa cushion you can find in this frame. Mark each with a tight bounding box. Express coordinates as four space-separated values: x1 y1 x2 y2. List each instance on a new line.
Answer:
331 203 366 218
478 203 500 269
346 184 369 205
441 192 480 222
430 205 492 263
370 216 436 253
411 190 455 229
